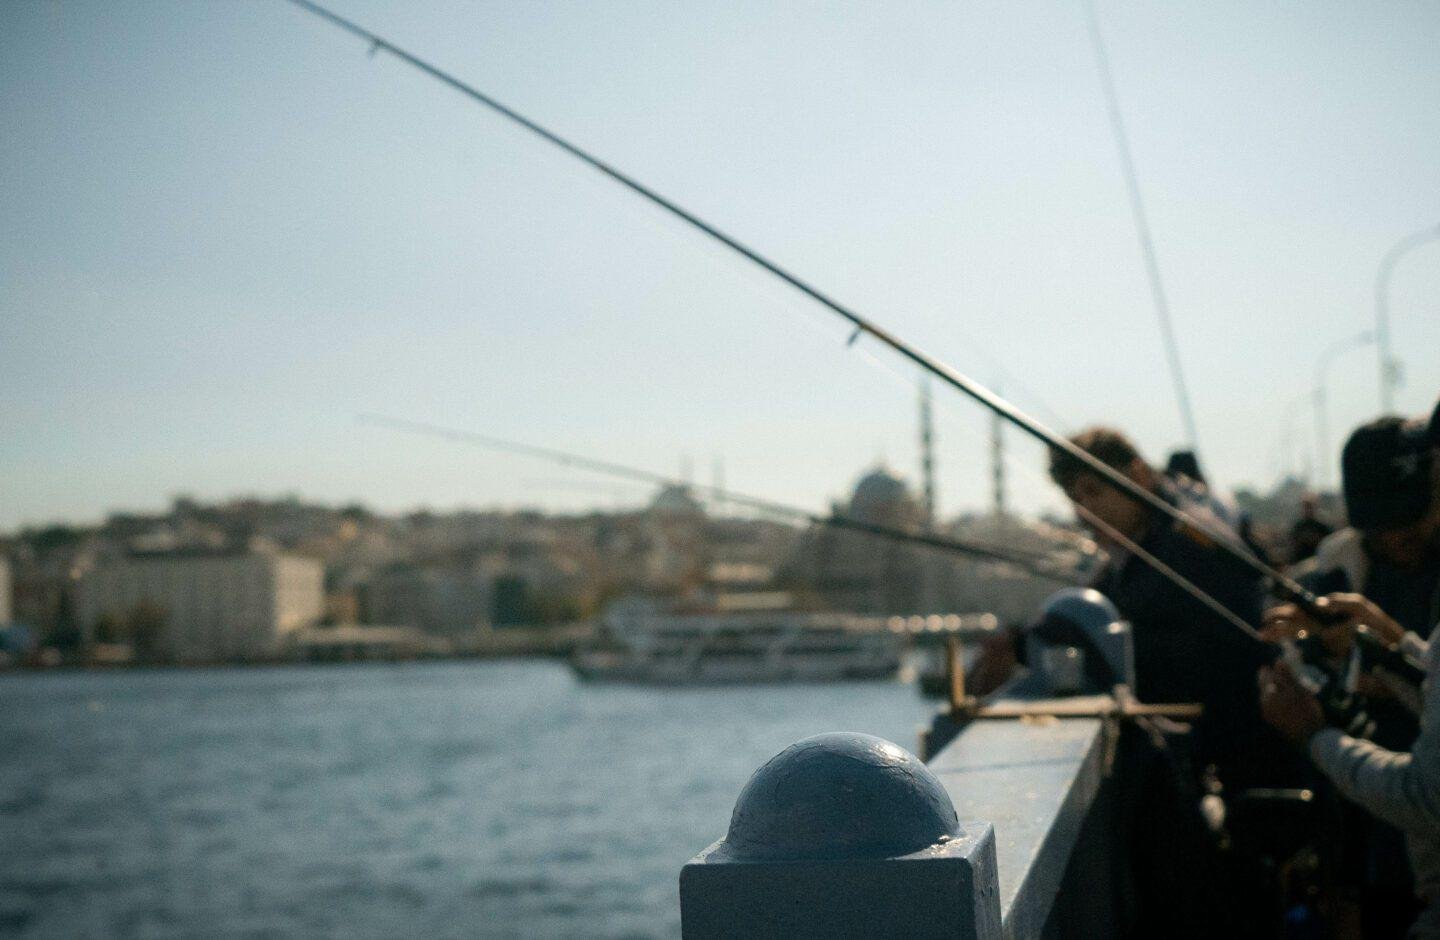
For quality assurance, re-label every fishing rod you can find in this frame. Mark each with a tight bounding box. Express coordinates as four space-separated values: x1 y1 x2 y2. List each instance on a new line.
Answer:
359 413 1083 583
1071 502 1261 643
282 0 1334 633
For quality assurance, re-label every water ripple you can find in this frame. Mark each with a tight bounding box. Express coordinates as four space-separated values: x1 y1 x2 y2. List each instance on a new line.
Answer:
0 661 928 936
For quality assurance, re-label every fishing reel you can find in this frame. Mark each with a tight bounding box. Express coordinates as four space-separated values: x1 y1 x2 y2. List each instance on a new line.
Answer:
1279 586 1372 735
1282 635 1376 739
1292 628 1426 739
1278 588 1426 737
1354 627 1428 690
1024 588 1135 696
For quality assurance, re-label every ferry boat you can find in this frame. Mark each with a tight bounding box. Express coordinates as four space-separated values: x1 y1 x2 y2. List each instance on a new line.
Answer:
570 597 903 684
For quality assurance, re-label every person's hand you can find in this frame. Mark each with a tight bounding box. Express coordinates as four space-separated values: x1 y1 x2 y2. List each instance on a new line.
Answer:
1261 596 1365 658
1261 602 1320 643
1258 661 1327 747
1321 592 1406 648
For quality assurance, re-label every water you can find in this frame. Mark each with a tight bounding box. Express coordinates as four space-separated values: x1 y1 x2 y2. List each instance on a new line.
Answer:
0 661 933 938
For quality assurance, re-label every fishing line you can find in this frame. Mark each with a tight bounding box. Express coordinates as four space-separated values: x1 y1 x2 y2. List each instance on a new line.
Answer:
1082 0 1201 458
845 340 1069 520
360 413 1081 582
838 351 1264 643
1072 504 1262 642
280 4 1159 530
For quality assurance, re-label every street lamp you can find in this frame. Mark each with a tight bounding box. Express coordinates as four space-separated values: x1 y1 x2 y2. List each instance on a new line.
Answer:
1315 330 1375 491
1277 392 1314 485
1376 223 1440 412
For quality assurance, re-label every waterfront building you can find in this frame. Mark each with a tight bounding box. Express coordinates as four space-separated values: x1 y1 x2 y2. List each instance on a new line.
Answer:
781 468 1084 621
633 485 709 593
787 466 928 614
75 549 323 662
362 562 494 634
6 533 99 647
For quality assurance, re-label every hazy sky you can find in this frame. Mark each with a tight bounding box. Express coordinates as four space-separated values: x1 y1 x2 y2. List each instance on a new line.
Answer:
3 0 1438 532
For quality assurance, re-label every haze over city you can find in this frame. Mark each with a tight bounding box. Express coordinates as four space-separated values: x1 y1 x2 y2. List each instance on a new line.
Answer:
3 0 1438 532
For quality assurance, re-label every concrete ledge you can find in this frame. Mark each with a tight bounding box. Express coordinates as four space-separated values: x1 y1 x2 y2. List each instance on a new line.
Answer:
927 706 1114 938
679 733 1002 939
680 822 1000 940
678 704 1120 937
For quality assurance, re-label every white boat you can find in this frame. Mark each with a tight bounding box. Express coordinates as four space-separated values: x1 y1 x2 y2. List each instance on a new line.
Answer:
571 604 903 685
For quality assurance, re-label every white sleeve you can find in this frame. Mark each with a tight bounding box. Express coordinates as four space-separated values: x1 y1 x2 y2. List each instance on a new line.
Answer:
1310 725 1440 834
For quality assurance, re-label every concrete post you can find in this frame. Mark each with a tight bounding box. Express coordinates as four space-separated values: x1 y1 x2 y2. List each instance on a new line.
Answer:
679 732 1000 939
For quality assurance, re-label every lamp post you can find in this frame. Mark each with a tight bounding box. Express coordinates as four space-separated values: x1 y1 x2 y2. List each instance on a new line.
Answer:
1376 223 1440 412
1315 330 1375 491
1278 392 1314 485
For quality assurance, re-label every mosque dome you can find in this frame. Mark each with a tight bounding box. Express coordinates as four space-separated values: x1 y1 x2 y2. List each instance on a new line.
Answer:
848 466 918 526
650 483 705 517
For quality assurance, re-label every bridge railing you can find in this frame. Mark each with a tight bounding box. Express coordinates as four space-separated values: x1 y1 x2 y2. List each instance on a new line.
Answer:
679 684 1123 938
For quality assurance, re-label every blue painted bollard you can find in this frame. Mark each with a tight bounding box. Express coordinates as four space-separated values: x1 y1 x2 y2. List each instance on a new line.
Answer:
679 732 1000 939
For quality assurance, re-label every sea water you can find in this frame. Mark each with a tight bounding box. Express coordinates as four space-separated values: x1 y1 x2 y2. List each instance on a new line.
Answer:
0 660 931 938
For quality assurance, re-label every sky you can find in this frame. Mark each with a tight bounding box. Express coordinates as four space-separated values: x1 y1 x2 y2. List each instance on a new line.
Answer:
2 0 1438 532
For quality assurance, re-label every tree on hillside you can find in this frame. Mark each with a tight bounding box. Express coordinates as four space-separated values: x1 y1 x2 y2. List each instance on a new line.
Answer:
125 600 168 659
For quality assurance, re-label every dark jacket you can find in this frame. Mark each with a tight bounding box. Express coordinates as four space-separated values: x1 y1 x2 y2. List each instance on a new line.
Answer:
1091 485 1287 785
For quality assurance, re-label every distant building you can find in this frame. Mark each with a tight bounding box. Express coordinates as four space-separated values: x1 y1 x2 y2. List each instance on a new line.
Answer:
75 550 323 662
632 484 709 593
363 563 493 634
783 468 1080 620
846 466 925 532
7 535 94 646
790 467 928 614
649 484 705 518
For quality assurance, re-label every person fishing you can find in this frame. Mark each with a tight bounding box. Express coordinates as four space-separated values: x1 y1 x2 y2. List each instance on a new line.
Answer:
1262 591 1439 939
1285 417 1440 636
1047 427 1297 789
1265 416 1439 759
1261 407 1440 937
1289 493 1335 566
1165 446 1280 582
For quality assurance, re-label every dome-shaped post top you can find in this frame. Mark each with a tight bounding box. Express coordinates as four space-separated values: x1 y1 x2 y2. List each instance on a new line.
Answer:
722 732 959 862
1038 587 1121 630
1028 587 1133 690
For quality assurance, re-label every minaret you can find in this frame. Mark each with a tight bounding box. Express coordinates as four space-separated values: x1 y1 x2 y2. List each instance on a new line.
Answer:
919 376 939 614
920 376 937 531
991 390 1007 518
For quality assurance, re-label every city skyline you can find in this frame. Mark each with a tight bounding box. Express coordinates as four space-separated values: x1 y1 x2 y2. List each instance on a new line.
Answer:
4 1 1439 532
